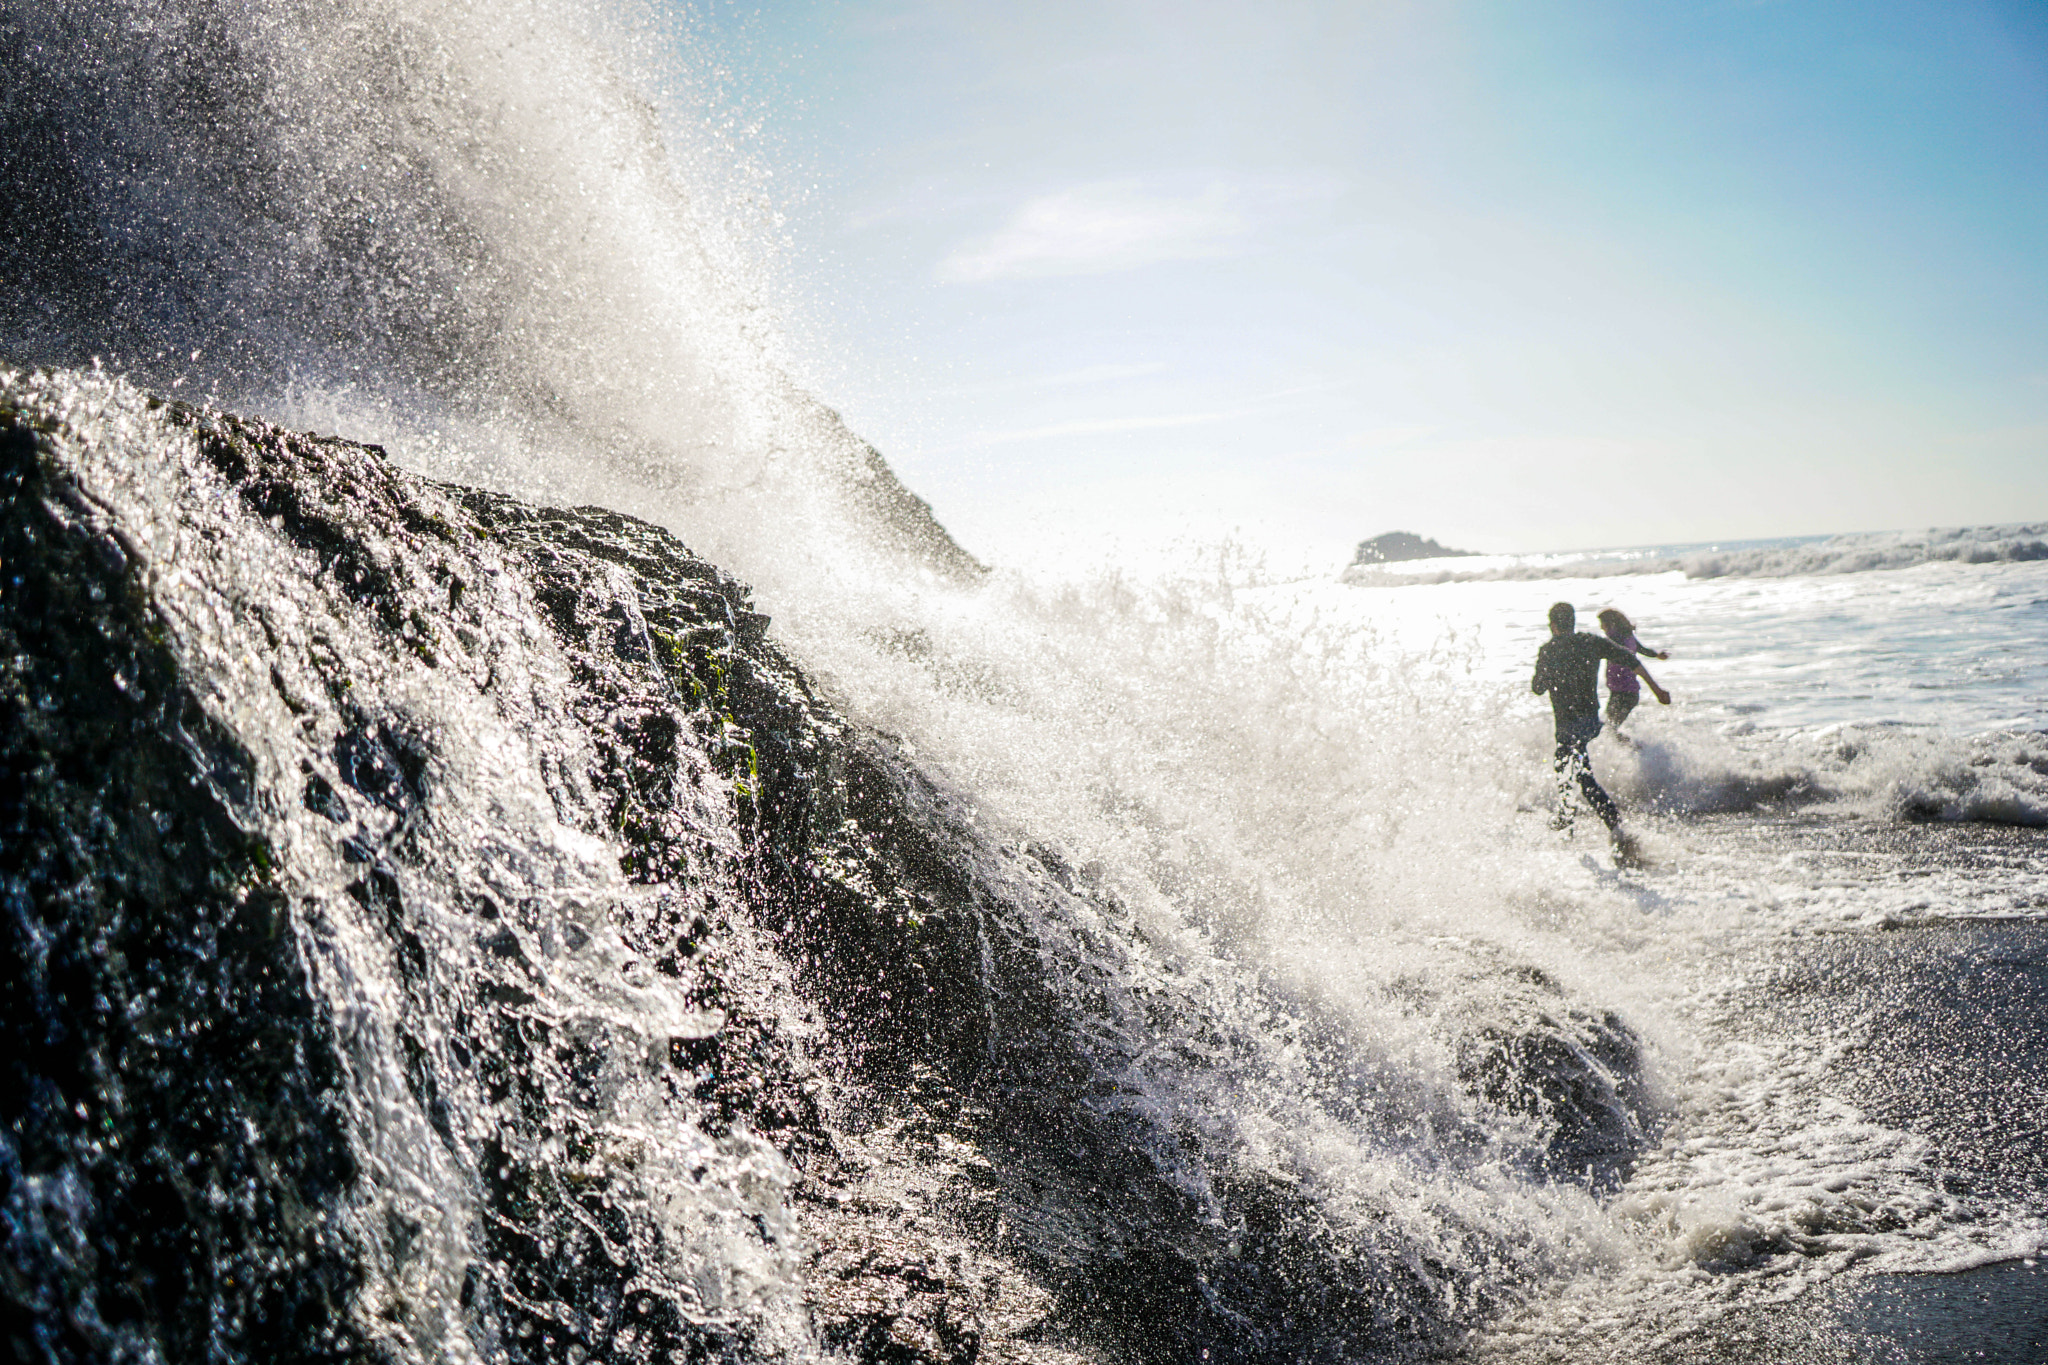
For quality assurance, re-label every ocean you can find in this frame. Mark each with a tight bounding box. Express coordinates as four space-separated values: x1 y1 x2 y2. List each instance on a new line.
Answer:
3 0 2046 1360
1317 539 2048 1357
801 531 2048 1359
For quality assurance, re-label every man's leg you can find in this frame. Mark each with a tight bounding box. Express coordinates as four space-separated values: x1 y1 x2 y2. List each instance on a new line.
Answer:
1574 760 1622 831
1552 728 1585 825
1555 719 1621 832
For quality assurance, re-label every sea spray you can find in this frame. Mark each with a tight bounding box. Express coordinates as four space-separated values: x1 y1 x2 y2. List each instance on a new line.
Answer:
6 0 2048 1359
0 0 973 607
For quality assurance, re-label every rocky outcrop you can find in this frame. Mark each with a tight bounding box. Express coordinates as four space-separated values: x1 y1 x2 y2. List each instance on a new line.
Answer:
1350 533 1475 565
1 369 1655 1365
0 367 1035 1365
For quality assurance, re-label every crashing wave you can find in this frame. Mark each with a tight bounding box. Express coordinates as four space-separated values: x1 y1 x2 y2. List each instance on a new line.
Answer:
1341 525 2048 586
0 0 982 593
1601 722 2048 830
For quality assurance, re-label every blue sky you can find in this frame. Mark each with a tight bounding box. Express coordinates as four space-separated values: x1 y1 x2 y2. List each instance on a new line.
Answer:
670 0 2048 568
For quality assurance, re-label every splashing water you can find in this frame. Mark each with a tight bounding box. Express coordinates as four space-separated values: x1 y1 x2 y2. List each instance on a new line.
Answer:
4 1 2048 1361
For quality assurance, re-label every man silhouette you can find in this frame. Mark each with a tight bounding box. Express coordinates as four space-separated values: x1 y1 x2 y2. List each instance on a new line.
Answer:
1531 601 1669 846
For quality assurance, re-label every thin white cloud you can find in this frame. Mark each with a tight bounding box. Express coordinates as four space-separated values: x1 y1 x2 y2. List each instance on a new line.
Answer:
937 181 1254 283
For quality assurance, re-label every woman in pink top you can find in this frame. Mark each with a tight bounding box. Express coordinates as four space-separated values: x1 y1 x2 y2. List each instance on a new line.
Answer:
1597 608 1670 733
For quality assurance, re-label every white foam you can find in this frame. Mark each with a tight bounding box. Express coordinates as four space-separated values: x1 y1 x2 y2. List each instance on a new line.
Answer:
1344 524 2048 586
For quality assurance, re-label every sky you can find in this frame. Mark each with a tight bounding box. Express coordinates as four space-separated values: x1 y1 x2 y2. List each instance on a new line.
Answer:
667 0 2048 570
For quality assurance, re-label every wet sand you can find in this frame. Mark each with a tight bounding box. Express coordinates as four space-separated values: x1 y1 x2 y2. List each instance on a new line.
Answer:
1650 898 2048 1362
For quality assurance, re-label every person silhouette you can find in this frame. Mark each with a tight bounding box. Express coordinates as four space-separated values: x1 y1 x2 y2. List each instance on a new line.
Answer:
1596 608 1670 739
1531 602 1669 849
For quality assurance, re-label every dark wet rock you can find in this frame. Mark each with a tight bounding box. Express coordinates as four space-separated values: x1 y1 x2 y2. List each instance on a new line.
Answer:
0 370 1653 1364
1385 951 1663 1195
1350 533 1476 565
1455 1003 1659 1194
0 403 368 1362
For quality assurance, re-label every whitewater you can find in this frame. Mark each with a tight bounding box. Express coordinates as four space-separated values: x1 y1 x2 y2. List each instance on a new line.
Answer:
3 0 2045 1361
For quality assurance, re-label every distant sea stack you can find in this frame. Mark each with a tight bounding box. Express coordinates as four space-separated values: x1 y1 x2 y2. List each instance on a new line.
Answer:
1351 531 1478 565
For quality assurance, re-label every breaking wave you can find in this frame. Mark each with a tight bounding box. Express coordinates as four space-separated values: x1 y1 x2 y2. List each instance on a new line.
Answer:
1344 525 2048 586
1604 723 2048 829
